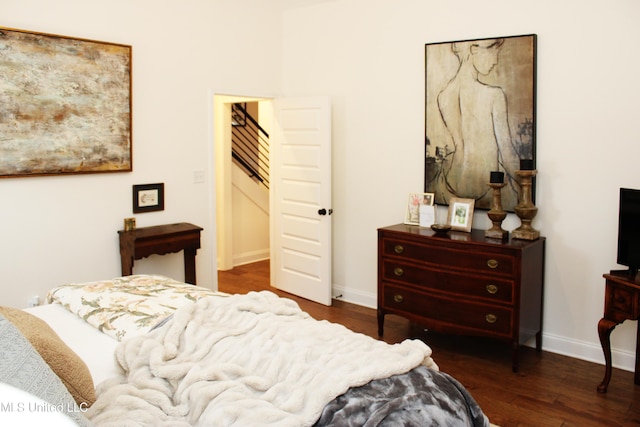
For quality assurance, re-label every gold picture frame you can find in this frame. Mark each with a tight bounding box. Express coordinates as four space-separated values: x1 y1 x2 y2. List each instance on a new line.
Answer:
0 27 132 178
447 197 475 232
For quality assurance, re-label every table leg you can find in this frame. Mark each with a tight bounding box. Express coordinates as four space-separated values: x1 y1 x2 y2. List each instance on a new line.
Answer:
535 330 542 352
597 317 618 393
511 341 519 373
636 321 640 385
119 239 134 276
184 248 197 285
377 309 385 337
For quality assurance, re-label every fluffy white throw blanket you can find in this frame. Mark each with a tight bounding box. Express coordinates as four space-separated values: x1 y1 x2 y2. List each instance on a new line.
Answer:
87 291 437 426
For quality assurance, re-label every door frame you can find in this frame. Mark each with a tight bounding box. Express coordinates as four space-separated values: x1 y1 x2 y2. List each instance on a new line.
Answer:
212 92 332 305
212 92 273 273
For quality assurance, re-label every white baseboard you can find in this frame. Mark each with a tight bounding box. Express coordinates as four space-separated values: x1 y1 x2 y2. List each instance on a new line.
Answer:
541 331 635 372
331 285 636 373
332 284 376 309
233 249 269 267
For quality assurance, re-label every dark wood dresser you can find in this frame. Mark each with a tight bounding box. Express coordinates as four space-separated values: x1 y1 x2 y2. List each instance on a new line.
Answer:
377 224 545 372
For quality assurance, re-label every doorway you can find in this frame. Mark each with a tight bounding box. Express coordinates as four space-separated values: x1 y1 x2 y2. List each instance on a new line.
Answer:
214 94 271 281
214 95 333 305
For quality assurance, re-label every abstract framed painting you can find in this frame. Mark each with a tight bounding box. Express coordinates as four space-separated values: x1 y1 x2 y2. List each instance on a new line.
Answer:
424 34 536 211
0 27 132 178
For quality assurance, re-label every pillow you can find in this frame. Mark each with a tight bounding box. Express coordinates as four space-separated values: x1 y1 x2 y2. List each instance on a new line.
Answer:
0 306 96 407
0 314 92 426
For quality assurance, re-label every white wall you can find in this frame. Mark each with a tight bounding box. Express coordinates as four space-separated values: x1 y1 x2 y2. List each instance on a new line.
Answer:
231 163 270 266
0 0 283 306
281 0 640 371
2 0 639 373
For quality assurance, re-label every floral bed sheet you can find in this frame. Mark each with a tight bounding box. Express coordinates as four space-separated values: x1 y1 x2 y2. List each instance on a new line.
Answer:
47 275 227 341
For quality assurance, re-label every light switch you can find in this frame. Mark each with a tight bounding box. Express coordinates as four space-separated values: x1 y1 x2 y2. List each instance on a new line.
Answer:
193 170 205 184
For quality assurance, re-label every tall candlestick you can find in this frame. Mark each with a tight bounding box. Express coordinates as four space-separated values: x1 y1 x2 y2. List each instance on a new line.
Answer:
485 182 508 240
512 169 540 240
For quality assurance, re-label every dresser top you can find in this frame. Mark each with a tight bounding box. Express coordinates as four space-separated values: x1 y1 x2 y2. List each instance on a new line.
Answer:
378 223 544 249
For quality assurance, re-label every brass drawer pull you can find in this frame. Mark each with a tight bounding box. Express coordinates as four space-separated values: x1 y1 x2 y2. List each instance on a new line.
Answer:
394 294 404 303
486 284 498 294
487 259 499 269
393 267 404 277
394 245 404 254
485 314 497 324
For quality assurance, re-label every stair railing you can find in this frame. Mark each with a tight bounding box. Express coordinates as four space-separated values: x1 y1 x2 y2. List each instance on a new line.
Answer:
231 103 270 189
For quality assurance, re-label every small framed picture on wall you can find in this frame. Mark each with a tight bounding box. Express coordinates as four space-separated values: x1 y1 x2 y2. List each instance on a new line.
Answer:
133 183 165 213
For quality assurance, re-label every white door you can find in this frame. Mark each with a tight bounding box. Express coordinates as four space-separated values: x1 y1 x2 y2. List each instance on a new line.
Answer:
270 96 332 305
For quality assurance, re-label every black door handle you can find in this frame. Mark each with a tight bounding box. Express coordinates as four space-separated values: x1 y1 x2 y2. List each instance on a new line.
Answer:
318 208 333 216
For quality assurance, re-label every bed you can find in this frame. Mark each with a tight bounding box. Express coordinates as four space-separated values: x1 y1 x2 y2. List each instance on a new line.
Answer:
0 274 491 426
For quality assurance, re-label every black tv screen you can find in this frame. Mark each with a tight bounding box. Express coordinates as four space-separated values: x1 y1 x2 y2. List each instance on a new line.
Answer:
617 188 640 277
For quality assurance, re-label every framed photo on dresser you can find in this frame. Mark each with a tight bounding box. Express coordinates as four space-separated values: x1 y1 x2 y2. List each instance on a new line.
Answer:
447 198 474 232
404 193 435 225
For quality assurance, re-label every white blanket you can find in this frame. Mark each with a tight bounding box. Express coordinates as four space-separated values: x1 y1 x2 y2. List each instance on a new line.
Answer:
87 291 437 427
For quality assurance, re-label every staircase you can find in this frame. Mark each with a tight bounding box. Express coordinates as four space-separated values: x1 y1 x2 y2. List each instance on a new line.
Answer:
229 102 270 266
231 103 269 189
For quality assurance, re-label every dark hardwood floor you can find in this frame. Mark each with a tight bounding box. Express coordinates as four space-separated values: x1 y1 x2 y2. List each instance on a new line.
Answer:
218 260 640 426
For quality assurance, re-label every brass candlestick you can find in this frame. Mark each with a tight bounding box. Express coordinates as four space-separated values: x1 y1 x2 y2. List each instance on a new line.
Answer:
485 182 508 240
512 169 539 240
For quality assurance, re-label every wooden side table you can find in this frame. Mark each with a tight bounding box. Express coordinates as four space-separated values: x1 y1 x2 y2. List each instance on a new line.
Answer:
597 271 640 393
118 222 203 285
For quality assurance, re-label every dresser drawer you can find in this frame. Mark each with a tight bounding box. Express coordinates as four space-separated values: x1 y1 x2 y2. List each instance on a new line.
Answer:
605 282 640 318
381 237 515 277
380 260 514 304
382 284 513 337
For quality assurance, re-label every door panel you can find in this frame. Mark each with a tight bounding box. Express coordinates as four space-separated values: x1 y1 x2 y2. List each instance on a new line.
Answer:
271 96 332 305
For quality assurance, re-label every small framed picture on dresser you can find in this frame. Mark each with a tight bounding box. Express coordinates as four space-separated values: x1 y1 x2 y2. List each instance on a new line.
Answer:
447 198 474 232
404 193 435 225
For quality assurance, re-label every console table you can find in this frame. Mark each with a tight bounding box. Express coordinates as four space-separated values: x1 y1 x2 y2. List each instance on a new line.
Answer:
597 271 640 393
118 222 203 285
377 224 545 372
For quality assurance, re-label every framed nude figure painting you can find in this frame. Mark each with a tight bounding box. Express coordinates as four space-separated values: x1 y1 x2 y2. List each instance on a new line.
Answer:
424 34 536 211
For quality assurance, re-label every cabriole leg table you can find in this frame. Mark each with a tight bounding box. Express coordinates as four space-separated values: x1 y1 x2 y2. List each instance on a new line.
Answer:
597 271 640 393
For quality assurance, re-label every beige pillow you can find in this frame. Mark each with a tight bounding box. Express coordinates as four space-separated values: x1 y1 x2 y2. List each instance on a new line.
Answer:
0 306 96 407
